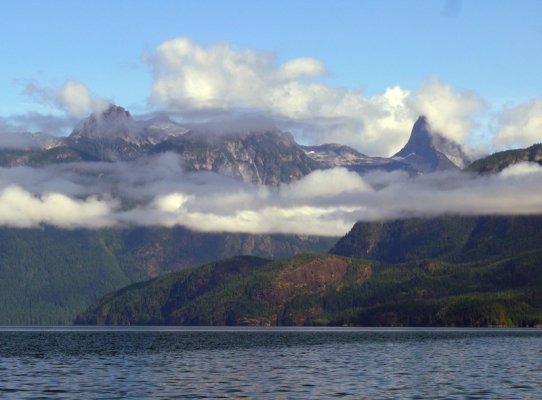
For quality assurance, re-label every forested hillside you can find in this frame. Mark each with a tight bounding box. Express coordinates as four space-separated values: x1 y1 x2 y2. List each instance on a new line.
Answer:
76 251 542 327
0 227 335 325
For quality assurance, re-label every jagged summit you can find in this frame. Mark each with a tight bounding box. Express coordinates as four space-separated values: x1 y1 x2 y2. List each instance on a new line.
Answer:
70 104 136 140
393 116 471 171
69 105 190 143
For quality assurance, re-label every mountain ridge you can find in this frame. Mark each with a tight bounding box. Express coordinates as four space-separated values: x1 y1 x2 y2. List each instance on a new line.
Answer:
75 250 542 327
1 106 474 178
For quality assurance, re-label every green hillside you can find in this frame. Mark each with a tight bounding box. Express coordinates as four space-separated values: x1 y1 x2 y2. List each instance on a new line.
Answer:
76 251 542 327
0 227 335 325
0 228 144 325
330 216 542 263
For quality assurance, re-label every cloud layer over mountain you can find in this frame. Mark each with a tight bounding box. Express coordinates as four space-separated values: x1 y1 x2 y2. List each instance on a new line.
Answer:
1 153 541 235
147 38 488 156
8 37 540 157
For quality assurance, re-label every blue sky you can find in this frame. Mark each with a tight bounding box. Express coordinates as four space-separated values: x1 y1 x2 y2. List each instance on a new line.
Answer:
2 0 542 155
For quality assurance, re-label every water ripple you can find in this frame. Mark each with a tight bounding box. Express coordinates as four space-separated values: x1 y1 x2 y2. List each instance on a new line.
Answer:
0 328 541 399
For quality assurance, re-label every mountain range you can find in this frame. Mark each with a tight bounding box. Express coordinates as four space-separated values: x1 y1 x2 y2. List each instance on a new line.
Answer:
1 105 473 180
1 104 541 325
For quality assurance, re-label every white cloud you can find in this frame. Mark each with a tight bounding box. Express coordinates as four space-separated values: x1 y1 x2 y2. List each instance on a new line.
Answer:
148 38 488 157
0 185 115 228
150 38 275 110
493 99 542 149
25 80 109 118
2 159 542 235
410 77 485 144
499 162 542 178
284 168 370 199
278 58 326 80
119 166 542 235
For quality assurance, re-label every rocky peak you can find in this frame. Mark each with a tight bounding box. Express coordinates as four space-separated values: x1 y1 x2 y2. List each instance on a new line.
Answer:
394 116 433 158
70 104 137 140
393 116 471 171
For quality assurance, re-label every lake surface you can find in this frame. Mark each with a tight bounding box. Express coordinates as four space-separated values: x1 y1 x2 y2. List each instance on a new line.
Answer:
0 327 541 399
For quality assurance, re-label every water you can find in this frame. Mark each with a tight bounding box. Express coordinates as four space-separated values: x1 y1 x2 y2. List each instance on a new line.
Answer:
0 327 541 399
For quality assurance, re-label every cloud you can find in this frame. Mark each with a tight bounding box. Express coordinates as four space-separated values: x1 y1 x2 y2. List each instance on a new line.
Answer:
0 131 51 149
0 185 115 228
1 155 542 235
410 77 485 144
0 114 71 148
25 80 110 118
493 99 542 149
284 168 370 199
498 161 542 177
148 38 485 157
6 112 77 137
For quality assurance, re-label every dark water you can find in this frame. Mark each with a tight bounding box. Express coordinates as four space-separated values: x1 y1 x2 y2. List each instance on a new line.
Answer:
0 327 541 399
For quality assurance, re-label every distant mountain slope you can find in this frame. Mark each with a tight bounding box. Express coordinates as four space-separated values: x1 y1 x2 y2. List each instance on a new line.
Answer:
76 251 542 327
120 226 337 275
330 215 542 263
467 143 542 174
0 227 336 325
150 129 320 185
0 227 145 325
302 116 471 174
302 143 419 175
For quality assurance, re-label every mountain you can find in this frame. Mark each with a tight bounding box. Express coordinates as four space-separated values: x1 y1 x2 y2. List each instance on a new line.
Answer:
71 105 138 140
0 107 473 178
1 107 537 326
392 116 472 171
302 116 471 175
301 143 418 174
150 128 320 185
75 251 542 327
0 226 336 325
330 215 542 263
467 143 542 174
0 105 322 184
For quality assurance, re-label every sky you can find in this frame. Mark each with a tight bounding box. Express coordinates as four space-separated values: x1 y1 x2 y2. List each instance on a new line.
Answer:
1 0 542 235
2 0 542 156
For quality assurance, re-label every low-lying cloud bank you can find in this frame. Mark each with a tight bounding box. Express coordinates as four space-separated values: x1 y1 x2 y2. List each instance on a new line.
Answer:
1 153 541 236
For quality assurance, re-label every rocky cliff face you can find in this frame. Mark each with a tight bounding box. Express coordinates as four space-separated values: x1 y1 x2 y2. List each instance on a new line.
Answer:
152 129 321 185
0 105 321 184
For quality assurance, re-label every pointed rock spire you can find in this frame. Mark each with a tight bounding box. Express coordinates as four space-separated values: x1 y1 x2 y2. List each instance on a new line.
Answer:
393 116 433 159
393 116 471 171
